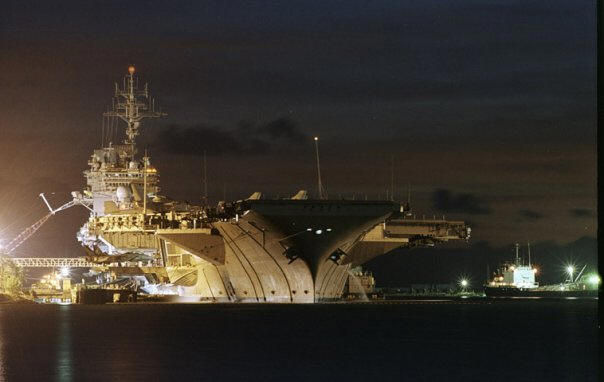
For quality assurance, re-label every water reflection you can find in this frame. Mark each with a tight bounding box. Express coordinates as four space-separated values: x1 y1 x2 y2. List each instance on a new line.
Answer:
0 308 5 380
0 302 597 381
56 305 73 382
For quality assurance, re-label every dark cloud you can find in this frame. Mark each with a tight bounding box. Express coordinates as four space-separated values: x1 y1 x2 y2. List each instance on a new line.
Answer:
518 209 545 221
1 1 595 146
569 208 595 218
155 117 306 156
258 118 306 141
432 188 491 215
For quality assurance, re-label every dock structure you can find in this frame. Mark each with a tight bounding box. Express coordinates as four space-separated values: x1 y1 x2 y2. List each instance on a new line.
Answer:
8 257 96 268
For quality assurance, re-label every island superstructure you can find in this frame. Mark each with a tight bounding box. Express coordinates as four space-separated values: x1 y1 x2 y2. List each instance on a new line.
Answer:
68 66 470 302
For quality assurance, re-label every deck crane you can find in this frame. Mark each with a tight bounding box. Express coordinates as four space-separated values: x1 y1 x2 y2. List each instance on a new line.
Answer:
1 193 92 255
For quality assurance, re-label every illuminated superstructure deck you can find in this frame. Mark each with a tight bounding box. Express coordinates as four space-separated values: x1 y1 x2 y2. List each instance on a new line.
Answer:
486 243 538 290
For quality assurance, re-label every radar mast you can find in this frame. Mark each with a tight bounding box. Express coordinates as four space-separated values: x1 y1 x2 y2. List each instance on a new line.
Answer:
103 66 166 157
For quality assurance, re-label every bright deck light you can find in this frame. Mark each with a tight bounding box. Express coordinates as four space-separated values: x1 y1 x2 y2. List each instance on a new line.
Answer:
588 275 600 285
460 279 468 287
60 267 70 277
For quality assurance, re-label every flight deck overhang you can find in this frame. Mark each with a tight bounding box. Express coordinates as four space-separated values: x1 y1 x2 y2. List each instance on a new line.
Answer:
343 218 470 265
156 228 225 265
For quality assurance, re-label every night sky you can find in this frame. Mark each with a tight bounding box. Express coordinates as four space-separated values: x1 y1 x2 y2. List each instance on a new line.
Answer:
0 1 597 283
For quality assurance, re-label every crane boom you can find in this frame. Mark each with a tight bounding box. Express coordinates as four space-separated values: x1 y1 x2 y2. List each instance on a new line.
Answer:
4 213 52 254
3 195 90 255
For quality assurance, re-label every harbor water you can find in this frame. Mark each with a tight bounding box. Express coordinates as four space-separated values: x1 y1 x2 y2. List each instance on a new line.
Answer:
0 300 597 381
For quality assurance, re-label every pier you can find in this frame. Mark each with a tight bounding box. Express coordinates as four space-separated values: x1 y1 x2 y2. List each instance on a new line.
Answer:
7 257 96 268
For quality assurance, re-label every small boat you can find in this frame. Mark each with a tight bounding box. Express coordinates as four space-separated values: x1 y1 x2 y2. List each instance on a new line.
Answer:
484 243 599 298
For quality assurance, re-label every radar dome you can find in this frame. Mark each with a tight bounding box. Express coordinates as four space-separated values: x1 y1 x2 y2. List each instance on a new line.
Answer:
116 186 132 202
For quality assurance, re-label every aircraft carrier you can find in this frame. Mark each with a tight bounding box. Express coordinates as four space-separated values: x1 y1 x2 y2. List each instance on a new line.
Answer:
58 66 470 303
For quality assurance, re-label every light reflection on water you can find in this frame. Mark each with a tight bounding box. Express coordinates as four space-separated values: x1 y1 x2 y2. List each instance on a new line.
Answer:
0 308 5 380
56 306 72 382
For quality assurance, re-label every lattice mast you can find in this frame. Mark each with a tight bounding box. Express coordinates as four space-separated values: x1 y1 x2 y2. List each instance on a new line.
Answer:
103 66 166 157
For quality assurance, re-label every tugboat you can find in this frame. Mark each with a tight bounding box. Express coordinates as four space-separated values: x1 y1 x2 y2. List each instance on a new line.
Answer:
484 243 599 298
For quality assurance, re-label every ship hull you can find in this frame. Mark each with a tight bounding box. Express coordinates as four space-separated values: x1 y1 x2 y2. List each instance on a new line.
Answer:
176 200 399 302
87 199 469 302
484 286 598 298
